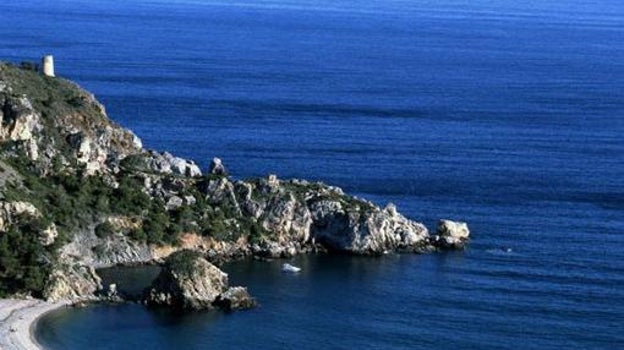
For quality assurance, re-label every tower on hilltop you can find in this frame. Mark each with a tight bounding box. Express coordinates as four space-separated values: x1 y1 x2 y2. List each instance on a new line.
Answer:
42 55 55 77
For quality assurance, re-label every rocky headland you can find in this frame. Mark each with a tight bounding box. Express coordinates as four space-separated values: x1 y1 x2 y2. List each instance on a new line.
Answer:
0 60 469 318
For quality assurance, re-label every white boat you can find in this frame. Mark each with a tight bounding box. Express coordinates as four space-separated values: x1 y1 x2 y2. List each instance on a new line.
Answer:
281 263 301 273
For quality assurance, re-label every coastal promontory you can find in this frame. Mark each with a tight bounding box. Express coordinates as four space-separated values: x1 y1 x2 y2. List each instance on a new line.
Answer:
0 61 469 305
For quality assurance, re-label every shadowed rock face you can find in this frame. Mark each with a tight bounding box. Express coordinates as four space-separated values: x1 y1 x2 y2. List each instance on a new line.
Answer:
142 250 255 311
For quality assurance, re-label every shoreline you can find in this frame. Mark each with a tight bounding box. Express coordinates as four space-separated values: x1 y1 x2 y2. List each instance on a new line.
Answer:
0 299 70 350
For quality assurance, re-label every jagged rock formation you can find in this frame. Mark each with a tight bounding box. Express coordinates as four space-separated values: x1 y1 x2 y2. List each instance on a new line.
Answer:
143 250 255 310
43 264 102 302
434 219 471 249
209 157 227 176
0 62 469 302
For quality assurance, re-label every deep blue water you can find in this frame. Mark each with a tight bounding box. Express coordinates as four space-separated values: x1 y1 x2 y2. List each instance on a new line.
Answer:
1 0 623 348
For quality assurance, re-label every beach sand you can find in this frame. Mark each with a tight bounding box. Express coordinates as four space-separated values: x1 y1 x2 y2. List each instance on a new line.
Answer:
0 299 69 350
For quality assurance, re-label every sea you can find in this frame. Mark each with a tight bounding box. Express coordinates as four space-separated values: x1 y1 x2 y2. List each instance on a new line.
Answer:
1 0 623 349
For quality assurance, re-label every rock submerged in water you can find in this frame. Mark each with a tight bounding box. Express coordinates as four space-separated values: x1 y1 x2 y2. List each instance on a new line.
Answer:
214 286 256 311
434 219 470 249
143 250 255 311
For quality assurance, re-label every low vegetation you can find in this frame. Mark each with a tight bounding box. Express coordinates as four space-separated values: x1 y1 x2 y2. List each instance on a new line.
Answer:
164 249 204 277
0 213 54 297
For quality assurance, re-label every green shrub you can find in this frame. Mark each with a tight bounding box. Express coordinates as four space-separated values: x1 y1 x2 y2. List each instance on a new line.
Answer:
111 175 151 215
165 250 203 277
19 61 39 72
144 206 168 244
0 217 52 297
119 154 147 171
246 219 267 244
127 227 147 242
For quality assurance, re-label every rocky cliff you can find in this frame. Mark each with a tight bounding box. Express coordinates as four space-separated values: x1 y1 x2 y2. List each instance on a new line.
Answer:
0 61 469 302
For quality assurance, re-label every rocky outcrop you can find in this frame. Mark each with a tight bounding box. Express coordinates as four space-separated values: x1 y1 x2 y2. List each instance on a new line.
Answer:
209 157 227 176
143 250 255 311
143 151 202 177
0 96 41 140
221 175 432 256
214 286 256 311
43 264 102 302
0 201 40 231
0 200 58 246
309 200 429 254
433 219 470 249
0 94 42 161
39 222 58 246
0 63 142 175
61 225 156 268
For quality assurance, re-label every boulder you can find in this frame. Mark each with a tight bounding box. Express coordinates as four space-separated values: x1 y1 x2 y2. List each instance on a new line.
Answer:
209 157 227 176
144 151 172 173
106 283 117 297
434 219 470 249
214 286 256 311
184 195 197 206
39 223 58 246
163 152 202 177
165 196 184 211
144 152 202 177
267 174 278 186
251 241 299 259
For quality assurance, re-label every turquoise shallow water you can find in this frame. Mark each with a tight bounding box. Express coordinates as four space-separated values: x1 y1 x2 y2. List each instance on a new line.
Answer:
1 0 622 348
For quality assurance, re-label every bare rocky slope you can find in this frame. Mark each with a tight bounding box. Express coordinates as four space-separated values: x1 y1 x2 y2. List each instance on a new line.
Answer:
0 62 469 303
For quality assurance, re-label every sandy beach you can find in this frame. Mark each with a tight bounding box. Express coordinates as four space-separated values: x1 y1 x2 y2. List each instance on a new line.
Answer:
0 299 69 350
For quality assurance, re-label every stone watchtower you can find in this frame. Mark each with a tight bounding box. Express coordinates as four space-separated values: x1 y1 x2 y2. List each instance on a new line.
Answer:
41 55 55 77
